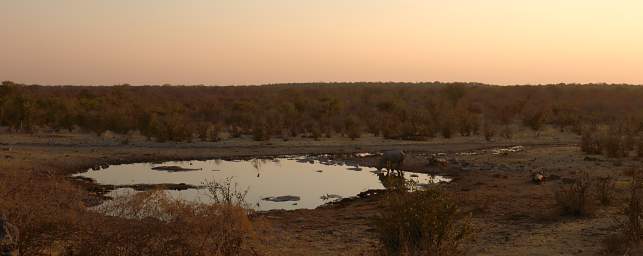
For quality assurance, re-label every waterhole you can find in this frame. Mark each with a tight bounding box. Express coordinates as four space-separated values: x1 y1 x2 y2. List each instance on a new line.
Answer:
74 156 451 211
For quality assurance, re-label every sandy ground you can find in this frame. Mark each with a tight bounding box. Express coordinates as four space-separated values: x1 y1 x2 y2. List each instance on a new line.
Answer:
1 129 640 255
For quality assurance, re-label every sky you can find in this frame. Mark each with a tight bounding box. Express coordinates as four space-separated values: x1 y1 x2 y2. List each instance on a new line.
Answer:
2 0 643 86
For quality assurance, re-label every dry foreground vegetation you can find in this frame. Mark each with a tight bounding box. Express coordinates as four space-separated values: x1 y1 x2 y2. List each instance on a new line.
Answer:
1 82 643 255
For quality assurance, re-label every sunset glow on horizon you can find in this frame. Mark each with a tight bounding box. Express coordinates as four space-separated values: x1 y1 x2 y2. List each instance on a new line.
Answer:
2 0 643 86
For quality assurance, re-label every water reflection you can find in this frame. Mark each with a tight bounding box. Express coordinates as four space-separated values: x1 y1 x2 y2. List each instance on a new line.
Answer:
75 156 451 211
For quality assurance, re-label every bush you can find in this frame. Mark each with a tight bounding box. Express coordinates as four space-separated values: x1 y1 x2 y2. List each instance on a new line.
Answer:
344 115 362 140
581 131 601 155
624 170 642 243
252 125 270 141
555 172 594 216
375 188 473 256
603 133 626 158
594 176 616 206
483 122 496 142
500 125 513 139
74 190 252 256
0 170 84 256
0 170 255 256
602 233 629 255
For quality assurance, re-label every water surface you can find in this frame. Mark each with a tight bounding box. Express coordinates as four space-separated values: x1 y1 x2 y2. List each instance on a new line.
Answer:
75 156 450 211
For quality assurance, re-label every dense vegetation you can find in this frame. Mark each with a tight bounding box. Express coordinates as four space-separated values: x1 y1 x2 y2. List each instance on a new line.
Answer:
1 81 643 142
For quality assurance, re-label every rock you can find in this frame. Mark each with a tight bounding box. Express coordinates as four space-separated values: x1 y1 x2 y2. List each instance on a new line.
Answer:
532 173 545 184
347 166 363 171
354 152 376 158
119 183 199 191
320 194 343 200
262 195 301 202
151 166 201 172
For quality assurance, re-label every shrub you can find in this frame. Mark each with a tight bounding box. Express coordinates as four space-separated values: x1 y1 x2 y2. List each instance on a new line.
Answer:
602 233 629 255
624 170 642 243
594 176 616 206
602 133 626 158
375 188 473 256
638 136 643 158
500 125 513 139
73 179 254 256
252 125 270 141
1 170 255 256
581 131 601 155
344 115 362 140
0 170 84 256
555 172 594 216
75 190 253 256
483 122 496 142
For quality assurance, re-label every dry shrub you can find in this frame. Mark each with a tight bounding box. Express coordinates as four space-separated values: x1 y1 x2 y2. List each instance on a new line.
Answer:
602 133 627 158
252 123 271 141
344 115 362 140
203 177 249 207
602 233 629 255
638 136 643 158
581 131 601 155
483 122 496 142
375 188 473 256
604 170 643 254
0 171 254 256
555 172 594 216
0 170 84 256
624 171 642 244
594 176 616 206
500 125 513 139
72 189 253 256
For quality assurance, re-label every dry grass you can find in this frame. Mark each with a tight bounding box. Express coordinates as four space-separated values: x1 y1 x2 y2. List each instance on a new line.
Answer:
0 169 84 255
0 171 254 256
73 190 253 256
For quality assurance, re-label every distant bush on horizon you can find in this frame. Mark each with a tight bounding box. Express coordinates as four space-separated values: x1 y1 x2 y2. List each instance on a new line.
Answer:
1 81 642 142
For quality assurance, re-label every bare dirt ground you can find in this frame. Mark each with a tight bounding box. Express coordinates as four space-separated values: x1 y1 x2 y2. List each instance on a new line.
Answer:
1 129 639 255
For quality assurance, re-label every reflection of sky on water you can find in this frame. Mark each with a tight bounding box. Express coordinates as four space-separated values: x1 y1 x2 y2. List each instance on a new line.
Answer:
75 156 450 211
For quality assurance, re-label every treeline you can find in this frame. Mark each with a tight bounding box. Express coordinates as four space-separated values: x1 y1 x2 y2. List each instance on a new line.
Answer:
1 81 643 142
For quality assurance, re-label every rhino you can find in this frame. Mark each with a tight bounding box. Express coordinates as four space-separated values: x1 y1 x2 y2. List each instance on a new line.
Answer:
0 217 18 256
378 150 406 174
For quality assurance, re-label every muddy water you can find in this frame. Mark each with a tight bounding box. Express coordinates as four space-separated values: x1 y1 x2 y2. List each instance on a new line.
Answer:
75 156 450 211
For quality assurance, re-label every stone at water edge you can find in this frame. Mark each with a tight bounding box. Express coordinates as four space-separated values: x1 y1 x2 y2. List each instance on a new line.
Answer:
151 166 201 172
262 195 301 202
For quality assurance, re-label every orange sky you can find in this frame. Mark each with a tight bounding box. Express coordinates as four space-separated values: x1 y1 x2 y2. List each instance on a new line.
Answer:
2 1 643 85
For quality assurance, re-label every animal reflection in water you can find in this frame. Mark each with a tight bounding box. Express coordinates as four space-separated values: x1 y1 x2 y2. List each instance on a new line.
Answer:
377 150 406 190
